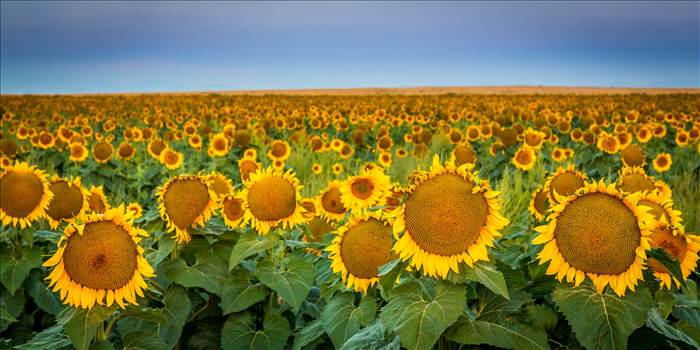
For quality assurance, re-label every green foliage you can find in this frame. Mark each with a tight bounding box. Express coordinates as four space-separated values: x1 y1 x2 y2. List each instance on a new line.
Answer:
220 312 291 350
256 257 314 312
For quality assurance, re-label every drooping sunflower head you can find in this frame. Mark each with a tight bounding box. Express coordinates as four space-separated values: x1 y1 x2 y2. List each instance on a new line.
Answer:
529 186 549 221
339 167 392 214
207 172 234 199
220 192 245 229
147 139 167 159
157 175 217 243
0 161 53 228
544 165 587 203
43 206 154 309
621 144 646 168
391 155 509 278
453 143 476 167
87 186 110 214
241 167 305 235
317 181 348 222
327 213 394 293
237 157 261 182
532 180 654 296
512 145 537 171
648 229 699 289
45 176 89 229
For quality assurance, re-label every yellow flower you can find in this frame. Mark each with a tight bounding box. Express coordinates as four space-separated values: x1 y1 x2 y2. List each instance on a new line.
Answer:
87 186 110 214
221 192 246 229
241 167 306 234
317 181 348 222
0 161 53 228
339 167 392 214
43 206 154 309
158 175 217 243
45 176 89 229
390 155 509 278
543 165 587 204
69 143 89 162
160 148 183 170
652 153 672 173
512 145 537 171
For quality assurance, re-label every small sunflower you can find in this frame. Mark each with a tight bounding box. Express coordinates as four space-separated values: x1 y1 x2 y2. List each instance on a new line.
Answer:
332 163 344 176
532 181 654 296
158 175 217 243
339 167 392 214
45 176 89 229
127 203 143 220
209 133 230 157
147 139 167 159
43 206 155 309
551 147 566 162
543 165 587 203
529 186 548 221
92 141 114 164
267 140 291 161
221 192 245 229
378 152 392 168
327 213 394 293
87 186 110 214
304 216 335 243
0 161 53 228
117 142 136 161
208 172 234 199
597 133 620 154
652 153 672 173
237 157 261 182
241 167 306 234
69 143 89 162
391 155 509 279
512 145 536 171
317 181 349 222
311 164 323 175
621 144 646 167
160 148 183 170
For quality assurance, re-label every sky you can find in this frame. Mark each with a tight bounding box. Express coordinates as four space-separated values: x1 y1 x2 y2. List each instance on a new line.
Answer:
1 1 698 93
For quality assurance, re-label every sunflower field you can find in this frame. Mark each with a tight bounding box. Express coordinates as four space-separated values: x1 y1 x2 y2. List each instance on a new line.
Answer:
0 93 699 350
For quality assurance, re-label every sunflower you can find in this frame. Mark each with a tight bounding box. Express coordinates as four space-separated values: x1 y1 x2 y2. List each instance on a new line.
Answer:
390 155 509 278
317 181 348 222
312 164 323 175
209 133 230 157
652 153 672 173
243 148 257 159
160 148 183 170
45 176 89 229
267 140 291 161
649 229 700 289
551 147 566 162
220 192 245 229
597 133 620 154
208 172 234 199
127 203 143 220
92 141 114 164
617 166 671 197
237 157 261 182
340 167 392 214
117 142 136 161
147 139 167 159
0 161 53 228
188 135 203 149
621 144 645 167
332 163 344 176
304 216 335 243
512 145 537 171
87 186 110 214
157 175 217 243
543 165 587 203
378 152 392 168
532 181 654 296
453 143 476 167
241 167 306 234
43 206 154 309
636 190 683 229
327 213 394 293
529 186 548 221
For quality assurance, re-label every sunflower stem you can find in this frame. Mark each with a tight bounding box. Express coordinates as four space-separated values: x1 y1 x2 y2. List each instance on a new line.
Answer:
172 240 179 260
103 314 120 340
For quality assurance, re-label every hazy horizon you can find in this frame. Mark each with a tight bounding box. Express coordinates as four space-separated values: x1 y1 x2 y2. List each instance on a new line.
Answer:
2 1 698 94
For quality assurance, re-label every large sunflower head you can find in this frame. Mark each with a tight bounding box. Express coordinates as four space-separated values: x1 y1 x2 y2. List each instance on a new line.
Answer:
339 167 392 214
87 186 110 214
543 165 587 203
617 166 671 197
0 161 53 228
157 175 217 243
317 181 348 222
532 181 654 296
241 167 306 235
220 192 245 229
327 212 394 293
43 206 155 309
390 155 509 278
45 176 89 229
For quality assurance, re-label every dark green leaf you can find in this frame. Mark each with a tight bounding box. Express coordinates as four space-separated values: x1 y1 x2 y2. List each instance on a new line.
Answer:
27 272 62 315
447 261 509 299
220 312 291 350
62 306 115 350
646 308 700 349
15 325 72 350
380 280 466 350
339 321 387 350
256 257 314 311
164 249 227 296
445 316 549 350
0 245 43 294
649 248 687 289
553 284 652 350
228 231 279 271
220 270 269 315
291 319 325 350
321 293 376 348
122 331 167 350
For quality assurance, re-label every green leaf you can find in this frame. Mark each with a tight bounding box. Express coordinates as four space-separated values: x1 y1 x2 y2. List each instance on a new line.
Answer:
62 306 115 350
673 308 700 329
675 321 700 346
15 325 72 350
148 235 175 266
553 284 653 350
445 316 550 350
0 285 25 331
228 231 279 271
256 257 314 311
649 248 687 289
220 312 291 350
122 331 168 350
321 293 377 348
27 272 62 315
339 321 387 350
0 245 43 294
291 319 326 350
220 269 269 315
0 306 17 332
164 249 227 296
119 306 169 324
528 304 559 332
447 261 509 299
646 308 700 349
378 259 407 297
380 280 466 350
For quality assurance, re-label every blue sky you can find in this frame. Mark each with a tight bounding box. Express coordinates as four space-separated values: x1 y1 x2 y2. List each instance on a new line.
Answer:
1 1 698 93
